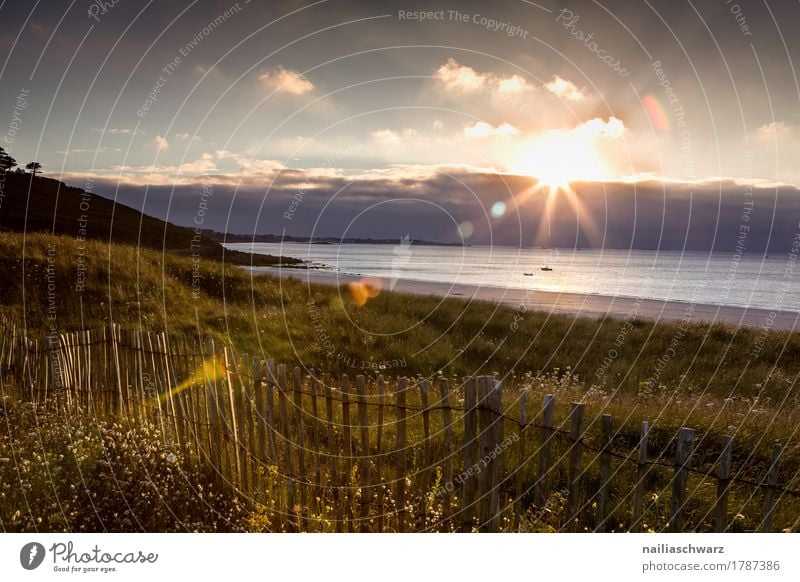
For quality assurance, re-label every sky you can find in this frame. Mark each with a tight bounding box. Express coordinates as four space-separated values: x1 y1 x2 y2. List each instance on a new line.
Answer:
1 0 800 250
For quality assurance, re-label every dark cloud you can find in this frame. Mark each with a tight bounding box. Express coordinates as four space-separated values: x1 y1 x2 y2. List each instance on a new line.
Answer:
75 171 800 253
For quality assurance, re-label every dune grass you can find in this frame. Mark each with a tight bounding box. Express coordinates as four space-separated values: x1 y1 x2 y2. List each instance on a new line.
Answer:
2 232 800 531
6 231 799 401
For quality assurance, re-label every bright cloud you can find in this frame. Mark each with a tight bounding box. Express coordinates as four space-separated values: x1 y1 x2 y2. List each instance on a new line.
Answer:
434 59 488 91
463 121 520 138
371 129 401 144
434 58 534 95
573 116 625 139
495 75 529 95
93 127 144 136
175 132 202 142
153 135 169 150
544 76 587 101
258 66 314 95
757 121 792 141
370 128 419 144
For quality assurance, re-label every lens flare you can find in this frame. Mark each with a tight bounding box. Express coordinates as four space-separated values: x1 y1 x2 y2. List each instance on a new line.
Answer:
346 276 383 307
642 94 670 133
458 221 474 238
157 354 228 403
490 201 507 218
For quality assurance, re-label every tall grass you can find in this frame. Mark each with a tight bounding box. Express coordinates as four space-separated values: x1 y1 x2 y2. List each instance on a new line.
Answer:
5 232 799 405
2 232 800 531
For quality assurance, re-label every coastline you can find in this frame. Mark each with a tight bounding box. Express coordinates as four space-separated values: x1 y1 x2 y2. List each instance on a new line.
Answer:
256 267 800 331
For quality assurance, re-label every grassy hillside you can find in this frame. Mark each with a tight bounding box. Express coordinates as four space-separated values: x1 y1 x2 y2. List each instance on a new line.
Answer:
0 173 299 266
2 232 800 531
4 232 800 395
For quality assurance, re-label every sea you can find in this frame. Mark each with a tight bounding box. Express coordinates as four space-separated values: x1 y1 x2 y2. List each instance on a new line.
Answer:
225 243 800 313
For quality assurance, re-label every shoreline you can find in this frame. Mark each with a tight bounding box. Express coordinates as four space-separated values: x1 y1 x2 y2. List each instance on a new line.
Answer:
254 267 800 331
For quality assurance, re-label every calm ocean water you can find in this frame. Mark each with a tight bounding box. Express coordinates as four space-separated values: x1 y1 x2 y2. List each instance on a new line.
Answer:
226 243 800 312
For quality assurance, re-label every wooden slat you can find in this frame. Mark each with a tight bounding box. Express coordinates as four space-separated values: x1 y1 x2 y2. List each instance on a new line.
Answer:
535 394 555 508
419 378 431 494
395 377 408 532
109 323 124 415
461 376 478 532
375 374 386 532
323 372 337 492
477 376 503 532
714 435 733 532
762 444 782 533
356 374 370 531
341 374 352 531
265 359 278 462
565 402 585 531
440 378 454 520
292 366 306 510
242 354 257 496
669 427 695 532
309 370 321 504
632 421 649 532
223 347 243 491
595 414 613 532
277 364 296 530
203 336 223 489
253 357 267 473
514 389 527 531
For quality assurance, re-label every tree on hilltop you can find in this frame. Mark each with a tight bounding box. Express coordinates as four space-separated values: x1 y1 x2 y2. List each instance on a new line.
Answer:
25 161 42 175
0 147 17 173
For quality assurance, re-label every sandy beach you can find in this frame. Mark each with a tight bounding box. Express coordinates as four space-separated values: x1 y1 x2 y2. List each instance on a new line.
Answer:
259 267 800 331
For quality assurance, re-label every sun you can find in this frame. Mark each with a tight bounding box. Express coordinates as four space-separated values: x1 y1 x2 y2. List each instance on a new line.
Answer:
511 128 612 193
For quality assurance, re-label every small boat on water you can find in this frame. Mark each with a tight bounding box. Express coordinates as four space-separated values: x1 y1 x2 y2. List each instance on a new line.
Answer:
540 266 553 271
523 272 533 276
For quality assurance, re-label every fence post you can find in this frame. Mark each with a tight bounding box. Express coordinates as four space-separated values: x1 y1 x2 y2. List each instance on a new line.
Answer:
440 377 455 518
419 378 431 494
323 373 337 492
714 435 733 532
309 370 321 500
292 366 307 511
395 377 408 531
109 323 124 416
595 413 613 532
461 376 478 532
376 374 386 532
341 374 352 531
277 364 296 530
669 427 695 532
253 357 266 467
565 402 585 531
223 347 243 491
632 421 649 532
762 444 782 533
356 374 370 531
160 333 183 455
203 337 222 490
265 360 278 463
242 354 257 497
513 389 527 531
536 394 555 508
477 376 503 532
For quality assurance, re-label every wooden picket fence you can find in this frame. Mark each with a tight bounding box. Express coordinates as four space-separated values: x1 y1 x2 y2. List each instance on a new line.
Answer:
0 319 797 532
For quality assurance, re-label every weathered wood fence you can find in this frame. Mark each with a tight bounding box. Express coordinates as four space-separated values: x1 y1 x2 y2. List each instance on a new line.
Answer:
0 320 797 532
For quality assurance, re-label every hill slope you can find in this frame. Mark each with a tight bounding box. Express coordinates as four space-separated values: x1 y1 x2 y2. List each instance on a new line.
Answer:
0 172 298 265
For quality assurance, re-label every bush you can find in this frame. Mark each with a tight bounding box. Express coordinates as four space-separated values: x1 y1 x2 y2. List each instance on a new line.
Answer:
0 398 245 532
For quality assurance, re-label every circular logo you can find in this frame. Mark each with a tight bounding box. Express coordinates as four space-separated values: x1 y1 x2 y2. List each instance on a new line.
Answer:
20 542 46 570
